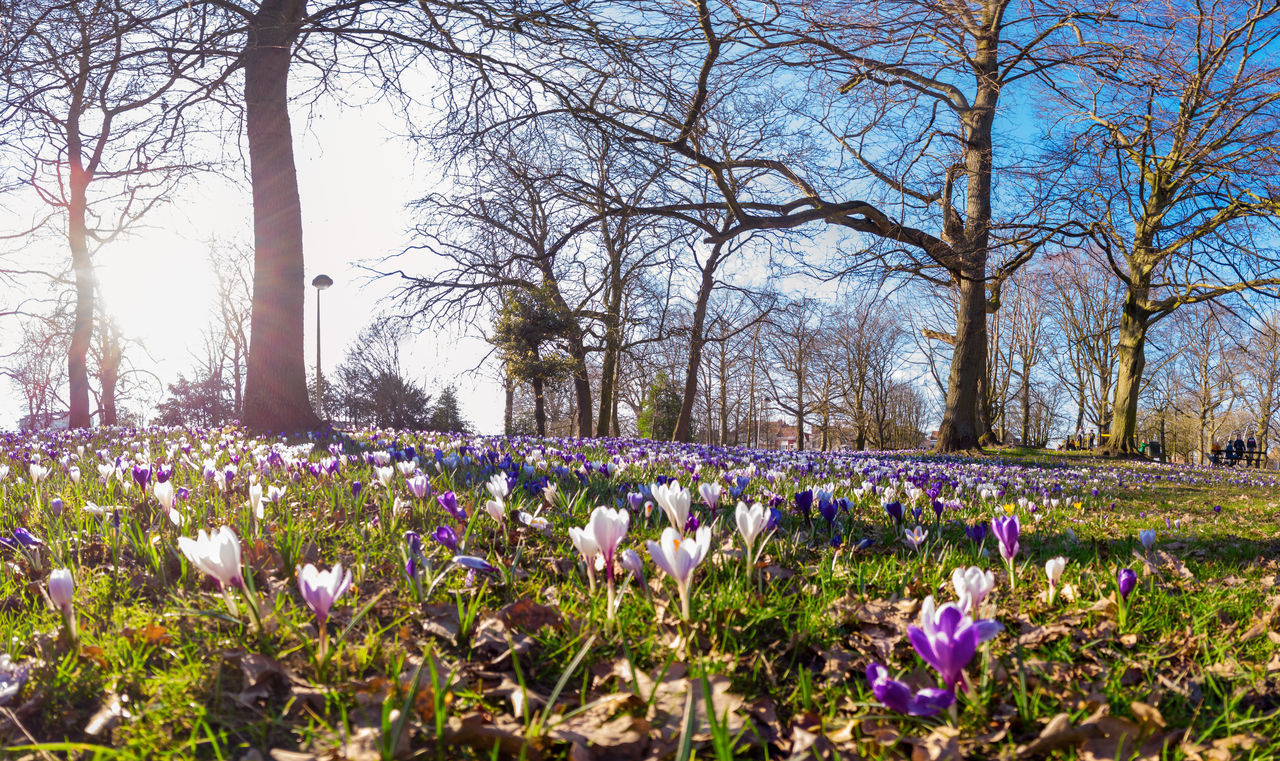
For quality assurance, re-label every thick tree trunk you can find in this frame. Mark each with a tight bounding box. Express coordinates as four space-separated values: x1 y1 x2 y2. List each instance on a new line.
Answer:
566 333 592 437
673 246 721 442
596 338 617 437
1105 293 1149 453
596 253 623 437
99 345 120 426
241 0 321 434
795 368 806 452
67 156 93 429
1020 368 1030 446
531 377 546 436
935 271 988 451
503 376 514 435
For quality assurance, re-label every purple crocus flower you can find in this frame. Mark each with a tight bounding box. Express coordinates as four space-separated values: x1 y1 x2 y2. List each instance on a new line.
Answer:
132 464 151 490
964 522 987 544
437 491 467 522
176 487 190 501
684 514 700 533
155 464 173 484
405 531 424 578
991 515 1020 562
12 528 41 548
931 499 945 520
431 525 458 553
866 663 955 717
907 596 1003 692
1213 505 1222 514
627 492 645 512
1117 568 1138 600
794 489 814 521
453 555 497 573
765 508 781 532
818 497 837 527
351 480 363 498
884 501 904 523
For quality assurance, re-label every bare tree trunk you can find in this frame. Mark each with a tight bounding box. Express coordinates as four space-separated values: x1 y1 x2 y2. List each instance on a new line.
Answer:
99 339 121 426
673 244 722 442
596 251 623 436
936 271 988 451
67 144 93 429
566 333 592 436
1106 291 1150 454
1020 369 1031 446
503 376 514 435
241 0 321 433
531 377 546 436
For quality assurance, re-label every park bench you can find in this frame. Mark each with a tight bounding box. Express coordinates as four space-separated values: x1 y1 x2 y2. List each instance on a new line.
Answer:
1209 447 1268 468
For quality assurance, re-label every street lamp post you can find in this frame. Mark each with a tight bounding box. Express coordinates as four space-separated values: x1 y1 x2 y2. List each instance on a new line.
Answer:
312 274 333 415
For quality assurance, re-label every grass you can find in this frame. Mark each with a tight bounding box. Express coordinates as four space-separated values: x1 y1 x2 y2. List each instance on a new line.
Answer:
1 429 1279 759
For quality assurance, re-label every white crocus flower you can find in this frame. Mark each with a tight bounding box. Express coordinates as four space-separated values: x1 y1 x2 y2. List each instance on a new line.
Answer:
248 481 264 520
486 473 509 501
1045 557 1067 605
646 525 712 620
650 481 692 535
584 506 630 621
952 566 995 613
568 526 601 593
734 501 769 580
698 482 722 512
178 526 244 614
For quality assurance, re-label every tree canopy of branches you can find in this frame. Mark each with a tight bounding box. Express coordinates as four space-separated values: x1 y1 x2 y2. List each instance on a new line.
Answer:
0 0 210 428
332 317 435 431
1054 0 1280 452
407 0 1125 451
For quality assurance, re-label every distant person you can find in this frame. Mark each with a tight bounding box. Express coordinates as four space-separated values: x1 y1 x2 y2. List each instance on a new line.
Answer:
1248 434 1257 451
1211 440 1223 465
1088 431 1096 449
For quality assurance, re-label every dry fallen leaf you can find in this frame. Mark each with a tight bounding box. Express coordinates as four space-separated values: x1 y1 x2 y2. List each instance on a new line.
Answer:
909 725 961 761
497 597 564 634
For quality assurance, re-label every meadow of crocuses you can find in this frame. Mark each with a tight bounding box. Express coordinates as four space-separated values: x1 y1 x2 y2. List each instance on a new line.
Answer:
1 427 1279 759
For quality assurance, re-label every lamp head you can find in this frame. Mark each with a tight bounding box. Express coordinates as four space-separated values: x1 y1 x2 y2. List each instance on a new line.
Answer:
312 274 333 290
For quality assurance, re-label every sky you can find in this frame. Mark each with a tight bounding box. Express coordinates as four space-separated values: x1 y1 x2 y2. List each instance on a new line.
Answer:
0 97 505 433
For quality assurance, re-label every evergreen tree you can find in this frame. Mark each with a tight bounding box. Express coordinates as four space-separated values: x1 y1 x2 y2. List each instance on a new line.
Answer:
490 288 576 436
637 371 684 441
427 385 471 433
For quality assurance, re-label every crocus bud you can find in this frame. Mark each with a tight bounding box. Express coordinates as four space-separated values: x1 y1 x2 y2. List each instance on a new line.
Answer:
1117 568 1138 600
48 568 74 612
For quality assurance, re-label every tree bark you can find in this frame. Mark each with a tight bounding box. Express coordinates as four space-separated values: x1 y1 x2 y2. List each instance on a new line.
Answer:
67 133 93 429
1105 291 1150 453
503 376 514 435
531 377 546 436
596 247 623 437
673 244 722 442
935 271 988 451
1020 367 1030 446
241 0 321 433
98 340 120 426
